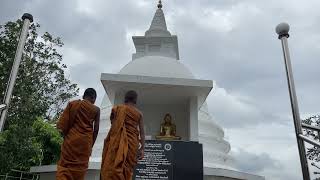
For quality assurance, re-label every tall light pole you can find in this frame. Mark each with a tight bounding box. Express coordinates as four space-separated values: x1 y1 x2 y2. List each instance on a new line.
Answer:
276 23 310 180
0 13 33 132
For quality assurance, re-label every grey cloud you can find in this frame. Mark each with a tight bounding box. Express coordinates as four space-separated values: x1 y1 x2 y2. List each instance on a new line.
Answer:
232 149 282 174
231 148 302 180
226 123 303 180
68 62 106 104
167 0 320 128
0 0 27 22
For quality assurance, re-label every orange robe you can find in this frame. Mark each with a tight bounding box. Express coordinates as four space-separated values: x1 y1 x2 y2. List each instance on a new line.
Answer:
101 104 142 180
56 99 99 180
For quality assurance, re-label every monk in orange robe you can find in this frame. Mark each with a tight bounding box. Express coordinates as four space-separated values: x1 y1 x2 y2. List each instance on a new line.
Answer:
56 88 100 180
101 90 145 180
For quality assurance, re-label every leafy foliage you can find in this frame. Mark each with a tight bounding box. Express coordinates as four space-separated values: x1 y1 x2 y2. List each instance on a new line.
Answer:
0 118 63 173
32 118 63 165
0 124 41 172
0 19 78 173
0 19 78 126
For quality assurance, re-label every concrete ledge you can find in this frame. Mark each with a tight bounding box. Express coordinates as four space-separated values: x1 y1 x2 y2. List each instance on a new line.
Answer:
100 73 214 108
31 164 264 180
30 162 101 173
30 165 101 180
101 73 213 88
204 167 265 180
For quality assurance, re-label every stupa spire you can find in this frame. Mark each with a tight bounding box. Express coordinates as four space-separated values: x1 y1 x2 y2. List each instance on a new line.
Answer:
157 0 163 9
145 0 171 37
132 0 179 60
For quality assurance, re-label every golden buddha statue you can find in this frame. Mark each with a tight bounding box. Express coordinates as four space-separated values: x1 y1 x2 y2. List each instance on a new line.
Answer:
156 113 181 140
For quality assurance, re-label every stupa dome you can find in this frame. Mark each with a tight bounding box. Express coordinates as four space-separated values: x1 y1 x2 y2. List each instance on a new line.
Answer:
119 56 194 79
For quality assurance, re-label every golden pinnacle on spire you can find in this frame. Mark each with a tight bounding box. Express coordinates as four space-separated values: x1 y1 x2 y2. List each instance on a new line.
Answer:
157 0 163 9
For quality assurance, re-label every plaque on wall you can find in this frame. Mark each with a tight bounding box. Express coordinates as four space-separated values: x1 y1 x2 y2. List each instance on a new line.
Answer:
134 141 173 180
133 140 203 180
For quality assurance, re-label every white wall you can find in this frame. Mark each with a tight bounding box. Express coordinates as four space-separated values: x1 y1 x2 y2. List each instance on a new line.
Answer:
188 97 198 141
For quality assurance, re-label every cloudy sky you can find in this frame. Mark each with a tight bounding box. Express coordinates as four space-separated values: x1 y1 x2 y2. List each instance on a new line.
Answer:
1 0 320 179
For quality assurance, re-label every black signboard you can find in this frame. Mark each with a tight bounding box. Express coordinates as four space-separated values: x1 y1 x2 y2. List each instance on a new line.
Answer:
134 141 173 180
134 140 203 180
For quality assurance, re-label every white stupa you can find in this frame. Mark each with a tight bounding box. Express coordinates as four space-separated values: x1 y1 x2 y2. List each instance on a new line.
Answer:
31 2 264 180
90 2 264 180
91 3 232 168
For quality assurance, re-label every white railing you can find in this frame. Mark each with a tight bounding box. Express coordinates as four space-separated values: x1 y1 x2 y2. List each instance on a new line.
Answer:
0 169 39 180
301 123 320 148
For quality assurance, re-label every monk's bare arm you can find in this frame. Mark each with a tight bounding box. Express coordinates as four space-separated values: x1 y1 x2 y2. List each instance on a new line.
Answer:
93 108 100 147
139 115 145 149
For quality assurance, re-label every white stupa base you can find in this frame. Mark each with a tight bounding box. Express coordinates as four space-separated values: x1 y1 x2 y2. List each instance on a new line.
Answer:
204 167 265 180
31 163 264 180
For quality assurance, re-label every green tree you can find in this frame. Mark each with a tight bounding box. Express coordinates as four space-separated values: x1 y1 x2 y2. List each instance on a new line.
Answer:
32 118 63 165
0 19 78 173
0 123 41 172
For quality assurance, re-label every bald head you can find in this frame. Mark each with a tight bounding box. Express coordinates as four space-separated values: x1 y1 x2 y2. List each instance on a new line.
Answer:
83 88 97 103
124 90 138 104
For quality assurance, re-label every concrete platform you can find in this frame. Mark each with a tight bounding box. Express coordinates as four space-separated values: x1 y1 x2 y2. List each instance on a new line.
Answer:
31 163 264 180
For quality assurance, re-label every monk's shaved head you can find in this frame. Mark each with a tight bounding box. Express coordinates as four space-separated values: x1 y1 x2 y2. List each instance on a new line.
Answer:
124 90 138 104
83 88 97 103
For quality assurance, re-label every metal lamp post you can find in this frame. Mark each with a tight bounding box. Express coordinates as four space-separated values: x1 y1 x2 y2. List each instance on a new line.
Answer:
0 13 33 132
276 23 310 180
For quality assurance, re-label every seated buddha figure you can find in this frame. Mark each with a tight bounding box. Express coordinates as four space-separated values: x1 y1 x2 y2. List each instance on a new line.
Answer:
156 113 181 140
